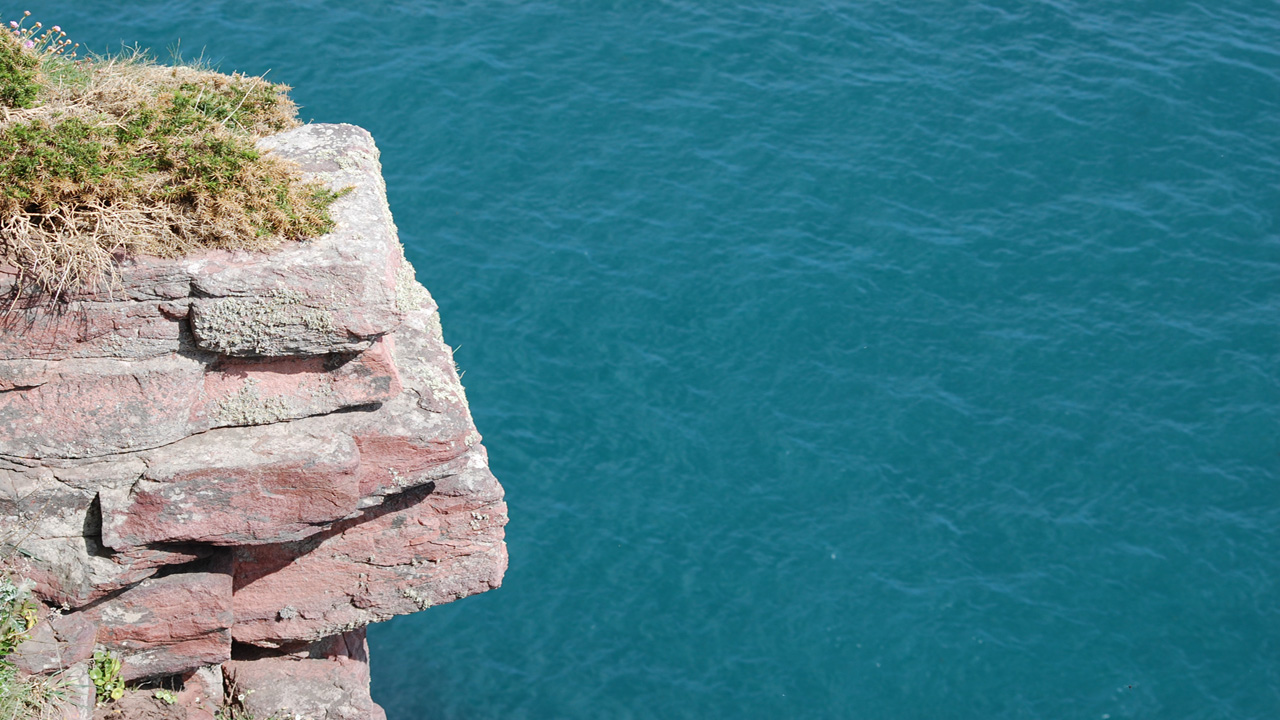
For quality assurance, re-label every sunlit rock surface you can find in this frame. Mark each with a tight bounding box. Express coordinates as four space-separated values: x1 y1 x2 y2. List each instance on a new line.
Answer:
1 124 507 720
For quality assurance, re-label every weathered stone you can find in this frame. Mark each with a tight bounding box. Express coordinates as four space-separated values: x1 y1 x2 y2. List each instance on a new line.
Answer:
1 462 101 540
187 125 404 358
224 629 387 720
0 254 192 305
0 123 507 712
48 457 150 492
81 562 233 681
0 126 405 363
101 425 361 548
0 299 183 361
0 337 400 461
17 538 211 610
2 461 212 607
192 336 401 430
232 448 506 646
175 665 224 720
9 621 61 675
10 612 97 675
55 660 95 720
0 359 51 391
0 125 409 462
0 356 207 459
348 305 480 503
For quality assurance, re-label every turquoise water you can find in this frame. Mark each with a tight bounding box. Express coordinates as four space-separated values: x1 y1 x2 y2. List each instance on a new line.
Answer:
46 2 1279 717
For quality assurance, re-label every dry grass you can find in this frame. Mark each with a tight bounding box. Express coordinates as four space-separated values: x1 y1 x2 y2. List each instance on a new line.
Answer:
0 663 68 720
0 31 345 297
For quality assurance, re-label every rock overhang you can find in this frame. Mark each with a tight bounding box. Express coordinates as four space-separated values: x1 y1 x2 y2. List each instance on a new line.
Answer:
0 123 507 716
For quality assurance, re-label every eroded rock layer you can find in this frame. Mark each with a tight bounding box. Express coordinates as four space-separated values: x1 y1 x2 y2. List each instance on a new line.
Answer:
0 124 507 720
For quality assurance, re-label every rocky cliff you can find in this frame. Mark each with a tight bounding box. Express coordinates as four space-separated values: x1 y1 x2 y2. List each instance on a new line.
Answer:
0 124 508 720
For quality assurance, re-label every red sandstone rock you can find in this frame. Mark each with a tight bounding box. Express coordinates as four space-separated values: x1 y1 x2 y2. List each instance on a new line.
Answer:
0 358 50 391
0 337 401 460
193 335 402 430
0 125 507 716
101 424 362 548
224 629 387 720
1 463 212 607
232 448 506 646
175 665 224 720
188 125 405 359
348 310 480 502
0 126 408 461
18 539 212 610
10 612 97 676
0 299 184 362
80 564 233 682
0 126 406 364
0 355 208 459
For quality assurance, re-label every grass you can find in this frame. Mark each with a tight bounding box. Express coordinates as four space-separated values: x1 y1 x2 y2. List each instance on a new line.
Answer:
0 662 66 720
0 12 347 296
0 576 67 720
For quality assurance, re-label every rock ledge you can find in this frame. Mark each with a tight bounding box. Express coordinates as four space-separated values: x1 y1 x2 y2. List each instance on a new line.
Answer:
1 124 507 720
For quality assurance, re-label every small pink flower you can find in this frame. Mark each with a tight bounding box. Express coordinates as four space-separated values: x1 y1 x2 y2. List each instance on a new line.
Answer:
51 25 59 32
8 21 16 28
24 39 33 48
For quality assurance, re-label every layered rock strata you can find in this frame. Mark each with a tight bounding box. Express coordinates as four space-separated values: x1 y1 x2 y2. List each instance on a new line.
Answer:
0 124 507 719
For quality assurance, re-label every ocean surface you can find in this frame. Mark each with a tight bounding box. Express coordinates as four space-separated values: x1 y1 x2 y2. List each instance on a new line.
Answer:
41 2 1279 717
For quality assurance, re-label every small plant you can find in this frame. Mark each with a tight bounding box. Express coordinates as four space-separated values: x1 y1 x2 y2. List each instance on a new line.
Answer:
0 30 38 107
0 576 37 657
0 10 77 109
0 660 68 719
154 688 178 705
6 10 79 59
89 649 124 705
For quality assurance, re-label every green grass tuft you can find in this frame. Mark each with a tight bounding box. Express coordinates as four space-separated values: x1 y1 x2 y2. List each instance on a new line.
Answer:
0 13 347 296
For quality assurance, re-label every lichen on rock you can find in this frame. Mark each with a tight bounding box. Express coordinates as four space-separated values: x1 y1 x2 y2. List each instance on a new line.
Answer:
214 378 292 426
193 289 336 357
395 257 433 314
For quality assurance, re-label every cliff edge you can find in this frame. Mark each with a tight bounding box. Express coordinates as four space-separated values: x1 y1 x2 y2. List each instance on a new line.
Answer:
0 124 508 720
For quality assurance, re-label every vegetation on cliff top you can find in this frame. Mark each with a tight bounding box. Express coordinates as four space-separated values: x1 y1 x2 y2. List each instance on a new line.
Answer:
0 11 346 295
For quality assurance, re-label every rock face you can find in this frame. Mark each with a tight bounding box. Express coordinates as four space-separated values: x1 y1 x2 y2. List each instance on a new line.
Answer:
0 124 507 719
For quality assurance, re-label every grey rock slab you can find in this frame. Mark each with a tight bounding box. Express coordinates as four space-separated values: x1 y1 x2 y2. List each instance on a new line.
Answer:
187 124 405 357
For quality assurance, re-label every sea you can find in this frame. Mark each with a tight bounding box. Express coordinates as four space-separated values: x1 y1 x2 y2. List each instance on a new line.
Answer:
36 2 1279 718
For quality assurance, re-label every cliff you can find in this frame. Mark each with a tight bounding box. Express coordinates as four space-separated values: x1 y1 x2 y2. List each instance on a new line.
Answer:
0 124 508 719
